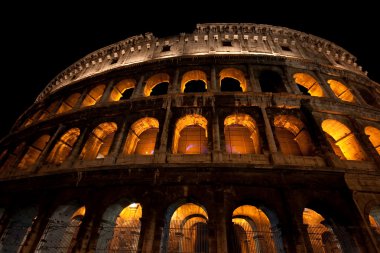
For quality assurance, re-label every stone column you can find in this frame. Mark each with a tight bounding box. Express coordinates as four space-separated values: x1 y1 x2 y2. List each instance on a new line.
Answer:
99 80 115 104
73 87 89 109
212 106 222 162
132 75 145 98
151 218 165 253
282 67 299 94
248 65 262 92
138 207 158 253
313 72 338 100
47 97 64 118
155 97 172 163
168 68 180 94
261 107 278 153
210 65 218 92
63 127 90 166
106 121 128 162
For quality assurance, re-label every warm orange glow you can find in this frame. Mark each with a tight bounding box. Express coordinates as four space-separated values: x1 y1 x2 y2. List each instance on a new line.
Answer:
24 110 42 127
293 73 325 97
46 128 80 165
110 79 136 101
321 119 366 160
365 126 380 155
123 117 159 155
274 115 314 156
80 122 117 160
224 114 260 154
180 70 207 92
38 101 59 120
144 73 170 97
71 206 86 220
219 68 247 92
18 135 51 169
171 203 208 223
56 93 81 114
81 84 106 107
172 114 208 154
1 143 25 170
327 80 355 102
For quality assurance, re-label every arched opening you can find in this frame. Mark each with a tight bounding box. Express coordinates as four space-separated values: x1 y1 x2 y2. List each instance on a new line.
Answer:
321 119 366 160
24 110 41 127
144 73 170 96
17 135 51 169
357 87 378 106
293 73 325 97
365 126 380 155
219 68 247 92
166 203 209 253
80 122 117 160
369 206 380 235
327 80 355 103
37 204 85 252
224 114 260 154
0 143 25 171
172 114 208 154
109 79 136 101
181 70 207 93
274 115 315 156
259 70 287 93
80 84 106 107
56 93 81 114
46 128 80 165
96 202 142 252
123 117 159 155
303 208 343 253
0 205 38 252
231 205 284 253
38 100 59 120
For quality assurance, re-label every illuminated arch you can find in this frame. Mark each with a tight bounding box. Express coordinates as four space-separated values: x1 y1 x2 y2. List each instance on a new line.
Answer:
80 122 117 160
327 80 355 102
167 203 208 253
365 126 380 155
274 115 315 156
303 208 343 253
369 206 380 235
172 114 208 154
321 119 366 160
56 93 81 114
18 135 51 169
46 128 80 165
37 204 85 252
0 143 25 171
219 68 247 92
144 73 170 96
181 70 207 93
81 84 106 107
96 202 142 252
224 114 260 154
24 110 41 127
38 100 60 120
109 79 136 101
293 73 325 97
123 117 159 155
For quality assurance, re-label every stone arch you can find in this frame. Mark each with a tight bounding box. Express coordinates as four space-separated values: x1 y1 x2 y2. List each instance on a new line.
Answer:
0 205 38 252
231 205 285 253
172 114 208 154
144 73 170 96
163 201 209 253
181 70 208 93
1 142 25 171
303 208 343 253
321 119 366 160
46 128 81 165
274 115 315 156
259 70 287 93
219 68 247 92
81 84 106 107
24 110 41 127
56 93 81 114
357 86 378 106
327 80 355 103
36 202 85 252
365 126 380 155
293 73 325 97
224 114 261 154
38 100 60 121
109 79 136 101
80 122 117 160
123 117 159 155
17 134 51 169
96 200 142 252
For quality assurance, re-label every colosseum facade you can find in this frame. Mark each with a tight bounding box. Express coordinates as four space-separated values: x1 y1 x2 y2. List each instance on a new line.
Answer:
0 23 380 253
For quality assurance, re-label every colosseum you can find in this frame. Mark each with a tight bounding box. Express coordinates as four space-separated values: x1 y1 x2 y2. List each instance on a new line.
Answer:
0 23 379 253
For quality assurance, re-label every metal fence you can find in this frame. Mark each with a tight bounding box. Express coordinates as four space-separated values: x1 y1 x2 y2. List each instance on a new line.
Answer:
167 223 208 253
96 225 141 253
306 225 342 253
0 224 31 252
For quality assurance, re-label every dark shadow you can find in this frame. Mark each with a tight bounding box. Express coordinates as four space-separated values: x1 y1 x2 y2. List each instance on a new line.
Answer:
150 82 169 96
221 78 243 92
184 80 207 93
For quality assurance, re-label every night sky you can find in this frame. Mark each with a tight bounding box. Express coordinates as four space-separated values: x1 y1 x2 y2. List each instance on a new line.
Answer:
1 2 379 138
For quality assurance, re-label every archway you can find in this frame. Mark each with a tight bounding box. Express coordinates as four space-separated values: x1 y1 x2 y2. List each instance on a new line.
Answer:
369 206 380 235
123 117 159 155
224 114 260 154
46 128 80 165
80 122 117 160
144 73 170 96
17 135 51 169
327 80 355 103
321 119 366 160
365 126 380 155
38 100 60 121
259 71 287 93
56 93 81 114
81 84 106 107
219 68 247 92
181 70 207 93
109 79 136 101
1 143 25 171
172 114 208 154
357 87 378 106
293 73 325 97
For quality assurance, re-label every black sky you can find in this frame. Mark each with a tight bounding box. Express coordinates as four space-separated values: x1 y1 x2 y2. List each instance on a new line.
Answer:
1 2 379 138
